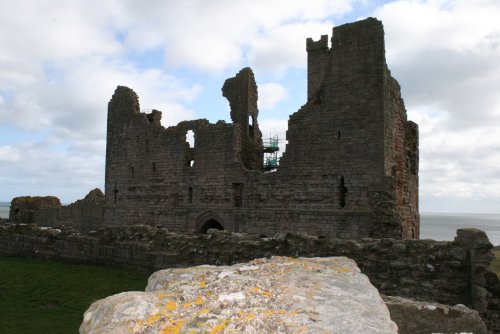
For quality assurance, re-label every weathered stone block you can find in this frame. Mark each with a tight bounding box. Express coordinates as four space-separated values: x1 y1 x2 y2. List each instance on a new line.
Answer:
80 257 397 333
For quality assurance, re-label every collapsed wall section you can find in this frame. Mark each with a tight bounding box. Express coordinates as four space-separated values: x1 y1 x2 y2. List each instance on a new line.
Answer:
9 189 104 230
9 196 61 225
103 71 264 231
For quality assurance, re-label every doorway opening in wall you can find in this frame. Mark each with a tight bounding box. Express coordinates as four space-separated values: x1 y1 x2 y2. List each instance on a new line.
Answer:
200 219 224 234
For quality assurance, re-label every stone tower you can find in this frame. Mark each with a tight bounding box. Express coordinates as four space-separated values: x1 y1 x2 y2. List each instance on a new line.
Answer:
279 18 419 238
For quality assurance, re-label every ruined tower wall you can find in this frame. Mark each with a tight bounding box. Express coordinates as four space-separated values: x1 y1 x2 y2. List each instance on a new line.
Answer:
306 35 329 100
274 18 418 238
382 72 420 238
104 83 259 232
102 18 418 240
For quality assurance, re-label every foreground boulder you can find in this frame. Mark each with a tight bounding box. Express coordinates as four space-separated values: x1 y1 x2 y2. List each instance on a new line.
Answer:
384 296 488 334
80 256 397 333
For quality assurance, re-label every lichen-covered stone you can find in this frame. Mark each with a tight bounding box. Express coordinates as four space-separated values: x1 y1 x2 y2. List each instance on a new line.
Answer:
384 296 488 334
80 257 397 333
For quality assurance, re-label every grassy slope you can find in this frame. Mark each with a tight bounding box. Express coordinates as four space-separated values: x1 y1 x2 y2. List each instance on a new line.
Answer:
0 257 148 334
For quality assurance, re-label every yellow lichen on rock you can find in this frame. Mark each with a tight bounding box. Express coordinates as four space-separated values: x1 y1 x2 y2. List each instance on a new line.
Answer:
161 318 185 334
209 320 229 334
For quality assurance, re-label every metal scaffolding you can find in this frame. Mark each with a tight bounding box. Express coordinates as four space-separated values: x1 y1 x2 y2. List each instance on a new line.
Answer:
263 135 281 172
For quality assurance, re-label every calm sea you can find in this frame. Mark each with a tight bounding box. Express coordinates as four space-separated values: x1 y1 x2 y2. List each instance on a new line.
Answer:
0 202 498 245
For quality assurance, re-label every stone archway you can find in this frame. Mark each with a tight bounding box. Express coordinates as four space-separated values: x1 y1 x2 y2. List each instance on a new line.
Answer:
200 219 224 234
195 210 225 234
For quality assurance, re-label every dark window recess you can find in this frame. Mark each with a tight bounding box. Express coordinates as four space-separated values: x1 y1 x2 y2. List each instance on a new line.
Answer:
145 139 150 153
188 187 193 203
201 219 224 234
338 130 341 140
129 164 134 175
152 162 156 171
113 181 118 204
339 176 347 208
233 183 243 207
186 159 194 167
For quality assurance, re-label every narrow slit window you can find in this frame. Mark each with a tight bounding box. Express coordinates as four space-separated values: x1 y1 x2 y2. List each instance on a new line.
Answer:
188 186 193 203
113 181 118 204
339 176 347 208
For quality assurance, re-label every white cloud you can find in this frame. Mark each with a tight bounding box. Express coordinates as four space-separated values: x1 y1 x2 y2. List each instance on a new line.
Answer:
373 0 500 211
258 83 288 110
0 145 21 162
116 0 354 71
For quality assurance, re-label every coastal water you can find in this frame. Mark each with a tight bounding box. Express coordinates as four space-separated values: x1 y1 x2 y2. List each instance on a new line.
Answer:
0 202 498 245
0 202 9 220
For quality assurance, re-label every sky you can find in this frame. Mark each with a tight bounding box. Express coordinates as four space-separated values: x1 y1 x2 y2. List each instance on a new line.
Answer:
1 0 499 213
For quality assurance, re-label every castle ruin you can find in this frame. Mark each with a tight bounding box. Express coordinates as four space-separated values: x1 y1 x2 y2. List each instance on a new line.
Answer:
103 17 419 239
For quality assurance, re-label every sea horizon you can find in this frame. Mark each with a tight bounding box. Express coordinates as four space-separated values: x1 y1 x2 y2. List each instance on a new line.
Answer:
0 202 499 245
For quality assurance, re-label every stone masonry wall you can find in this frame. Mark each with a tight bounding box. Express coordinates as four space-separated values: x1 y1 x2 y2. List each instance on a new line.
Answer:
102 18 419 240
0 225 497 331
9 190 104 231
9 196 61 225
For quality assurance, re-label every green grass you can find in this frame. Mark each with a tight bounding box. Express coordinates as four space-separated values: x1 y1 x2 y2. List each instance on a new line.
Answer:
0 256 149 334
491 249 500 276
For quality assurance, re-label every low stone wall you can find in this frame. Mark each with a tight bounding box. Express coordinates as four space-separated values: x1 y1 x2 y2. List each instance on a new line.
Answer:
0 223 498 332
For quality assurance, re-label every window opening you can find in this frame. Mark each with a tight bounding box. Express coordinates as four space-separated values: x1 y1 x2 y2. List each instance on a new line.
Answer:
185 130 195 167
188 186 193 203
249 115 254 139
186 130 194 148
113 181 118 204
233 183 243 207
338 130 341 140
152 162 156 171
339 176 347 208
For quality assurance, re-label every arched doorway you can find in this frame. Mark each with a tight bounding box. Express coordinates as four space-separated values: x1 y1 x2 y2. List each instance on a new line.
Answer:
195 210 226 234
200 219 224 234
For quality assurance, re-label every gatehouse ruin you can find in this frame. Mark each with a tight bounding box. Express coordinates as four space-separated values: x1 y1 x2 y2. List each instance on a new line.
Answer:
103 17 419 239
